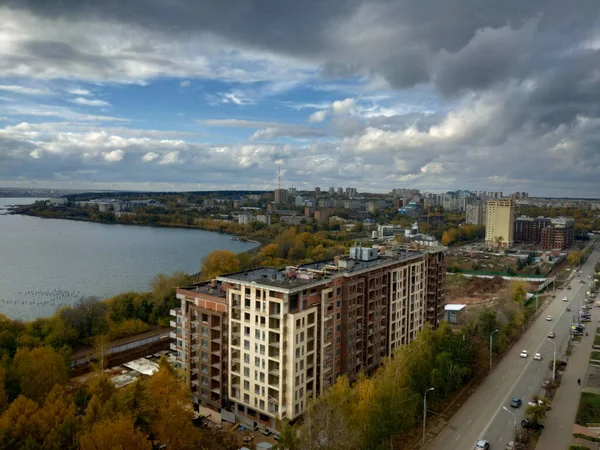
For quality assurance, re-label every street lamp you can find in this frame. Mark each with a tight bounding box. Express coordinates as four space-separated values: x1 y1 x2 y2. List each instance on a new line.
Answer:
423 387 435 444
547 338 557 382
502 406 517 442
489 329 499 371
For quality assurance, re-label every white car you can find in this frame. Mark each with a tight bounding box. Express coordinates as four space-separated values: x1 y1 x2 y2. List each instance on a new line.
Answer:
520 350 528 358
563 296 568 301
546 315 552 321
547 331 555 338
528 399 550 408
534 353 542 360
475 440 490 450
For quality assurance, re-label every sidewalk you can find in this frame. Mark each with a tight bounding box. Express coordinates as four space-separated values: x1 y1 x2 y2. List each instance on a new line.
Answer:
536 318 596 449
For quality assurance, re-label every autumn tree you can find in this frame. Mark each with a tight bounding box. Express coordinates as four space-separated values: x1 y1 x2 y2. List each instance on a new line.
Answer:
567 250 583 266
79 415 152 450
0 395 40 449
0 369 7 414
10 346 69 404
201 250 240 280
144 358 206 450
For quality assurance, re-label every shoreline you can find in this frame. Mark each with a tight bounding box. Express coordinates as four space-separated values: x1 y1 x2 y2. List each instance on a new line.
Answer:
9 207 265 249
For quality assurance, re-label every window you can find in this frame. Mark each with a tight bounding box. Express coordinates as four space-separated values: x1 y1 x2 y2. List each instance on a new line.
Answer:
244 312 250 322
255 356 260 367
336 300 341 308
255 385 260 394
244 340 250 350
244 353 250 363
244 380 250 390
244 394 250 404
244 367 250 377
255 330 260 339
244 326 250 336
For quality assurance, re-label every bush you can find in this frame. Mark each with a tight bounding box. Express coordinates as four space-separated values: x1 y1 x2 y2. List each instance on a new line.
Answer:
573 433 600 443
568 445 591 450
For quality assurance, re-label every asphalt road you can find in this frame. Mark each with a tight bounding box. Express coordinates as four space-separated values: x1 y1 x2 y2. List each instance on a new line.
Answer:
428 247 599 450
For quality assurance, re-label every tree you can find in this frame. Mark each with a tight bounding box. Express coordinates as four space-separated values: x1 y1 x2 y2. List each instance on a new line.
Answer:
200 250 240 280
78 415 152 450
0 369 7 414
91 335 110 372
145 360 207 450
10 346 69 404
525 404 547 424
567 250 583 266
0 395 41 448
277 419 302 450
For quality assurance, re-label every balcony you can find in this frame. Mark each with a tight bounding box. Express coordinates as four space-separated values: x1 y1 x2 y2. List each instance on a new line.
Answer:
169 331 177 339
169 320 177 328
169 343 177 351
170 309 178 317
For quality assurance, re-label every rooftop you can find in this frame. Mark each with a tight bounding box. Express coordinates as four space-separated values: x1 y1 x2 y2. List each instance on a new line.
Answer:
445 304 467 312
218 249 424 291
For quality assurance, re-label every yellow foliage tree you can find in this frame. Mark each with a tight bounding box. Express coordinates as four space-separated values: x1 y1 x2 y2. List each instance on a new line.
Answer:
567 250 583 266
441 231 453 246
200 250 240 280
79 415 151 450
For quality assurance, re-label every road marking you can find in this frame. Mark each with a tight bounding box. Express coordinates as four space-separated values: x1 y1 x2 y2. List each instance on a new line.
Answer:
467 419 472 425
528 384 531 389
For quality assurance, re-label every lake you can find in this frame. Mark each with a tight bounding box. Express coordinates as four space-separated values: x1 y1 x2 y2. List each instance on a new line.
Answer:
0 198 257 321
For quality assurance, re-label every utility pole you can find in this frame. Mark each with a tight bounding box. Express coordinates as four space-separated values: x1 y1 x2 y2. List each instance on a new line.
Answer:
490 329 499 371
423 388 434 444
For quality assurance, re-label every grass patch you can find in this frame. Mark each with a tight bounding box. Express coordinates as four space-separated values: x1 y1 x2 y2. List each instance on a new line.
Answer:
596 326 600 335
576 392 600 425
594 335 600 346
591 351 600 362
574 335 583 342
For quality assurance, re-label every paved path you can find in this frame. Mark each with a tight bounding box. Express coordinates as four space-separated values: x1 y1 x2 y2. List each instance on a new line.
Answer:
536 278 598 449
427 248 598 450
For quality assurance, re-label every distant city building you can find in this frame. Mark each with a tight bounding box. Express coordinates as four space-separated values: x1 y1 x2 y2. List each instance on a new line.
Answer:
398 201 421 217
485 199 516 248
280 215 303 225
328 187 335 195
288 187 297 194
314 187 321 195
274 189 288 204
238 213 252 225
256 215 271 225
513 216 552 245
465 203 485 225
540 217 575 250
345 187 357 197
314 209 331 224
337 187 344 196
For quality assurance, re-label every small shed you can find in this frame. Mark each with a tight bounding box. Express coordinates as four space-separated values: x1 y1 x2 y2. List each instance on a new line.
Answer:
445 304 466 324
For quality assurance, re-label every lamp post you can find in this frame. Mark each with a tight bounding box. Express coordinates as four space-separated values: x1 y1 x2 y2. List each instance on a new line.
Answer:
502 406 517 443
547 338 557 382
489 329 499 371
423 387 435 444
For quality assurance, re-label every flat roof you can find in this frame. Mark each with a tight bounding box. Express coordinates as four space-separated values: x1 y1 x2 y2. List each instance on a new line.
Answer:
218 250 425 291
445 304 467 311
123 357 159 376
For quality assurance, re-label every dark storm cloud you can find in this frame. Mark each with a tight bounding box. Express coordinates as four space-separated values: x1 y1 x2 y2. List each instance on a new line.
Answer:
8 0 600 94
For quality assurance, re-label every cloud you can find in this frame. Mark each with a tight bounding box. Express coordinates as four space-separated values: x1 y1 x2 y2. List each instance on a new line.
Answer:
68 88 91 96
331 97 356 115
71 97 110 107
202 118 327 140
142 152 159 162
0 103 126 122
104 149 124 162
0 85 50 96
180 80 191 88
308 110 328 123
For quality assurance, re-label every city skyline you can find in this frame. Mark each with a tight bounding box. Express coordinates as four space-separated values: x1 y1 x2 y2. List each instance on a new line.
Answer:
1 1 600 197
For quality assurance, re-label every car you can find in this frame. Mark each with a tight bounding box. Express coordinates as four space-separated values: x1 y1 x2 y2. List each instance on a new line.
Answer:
580 318 591 322
505 441 514 450
534 353 542 360
510 397 522 408
547 331 555 338
567 306 572 311
563 296 569 301
475 439 490 450
581 280 587 283
521 419 544 430
520 350 528 358
567 285 572 290
546 315 553 321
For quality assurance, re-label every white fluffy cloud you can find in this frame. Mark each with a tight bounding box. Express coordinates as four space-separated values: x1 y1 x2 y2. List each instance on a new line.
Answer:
71 97 110 107
104 149 124 162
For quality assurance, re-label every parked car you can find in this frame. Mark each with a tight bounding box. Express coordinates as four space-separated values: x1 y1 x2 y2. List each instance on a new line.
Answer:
521 419 544 430
534 353 542 360
520 350 528 358
546 315 553 321
475 440 490 450
510 398 522 408
567 285 572 290
563 296 569 301
505 441 514 450
547 331 555 338
567 306 571 311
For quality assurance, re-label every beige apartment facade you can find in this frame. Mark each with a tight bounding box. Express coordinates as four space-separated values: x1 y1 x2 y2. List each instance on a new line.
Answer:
485 199 516 248
173 246 446 433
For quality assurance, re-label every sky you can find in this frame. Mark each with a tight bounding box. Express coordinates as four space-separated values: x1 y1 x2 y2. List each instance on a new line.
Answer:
0 1 599 197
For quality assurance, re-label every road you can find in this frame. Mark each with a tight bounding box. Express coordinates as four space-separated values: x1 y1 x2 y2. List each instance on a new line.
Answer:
428 247 598 450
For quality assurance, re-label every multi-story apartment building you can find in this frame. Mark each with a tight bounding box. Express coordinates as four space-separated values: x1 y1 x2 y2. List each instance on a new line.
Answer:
540 217 575 250
465 203 485 225
172 245 445 433
274 189 288 204
485 199 516 248
513 216 552 245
